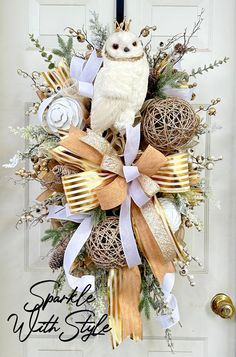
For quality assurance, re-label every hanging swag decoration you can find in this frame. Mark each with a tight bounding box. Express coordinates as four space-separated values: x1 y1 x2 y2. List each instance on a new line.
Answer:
5 6 227 349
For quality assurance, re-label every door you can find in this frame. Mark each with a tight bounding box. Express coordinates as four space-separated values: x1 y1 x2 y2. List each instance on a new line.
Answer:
0 0 235 356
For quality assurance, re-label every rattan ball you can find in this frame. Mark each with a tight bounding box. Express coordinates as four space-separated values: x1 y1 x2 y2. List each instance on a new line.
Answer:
142 97 198 154
85 217 126 269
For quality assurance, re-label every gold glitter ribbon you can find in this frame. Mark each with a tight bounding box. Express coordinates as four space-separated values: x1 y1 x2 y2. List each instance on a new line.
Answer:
132 196 187 283
108 267 142 348
132 202 175 283
41 59 70 91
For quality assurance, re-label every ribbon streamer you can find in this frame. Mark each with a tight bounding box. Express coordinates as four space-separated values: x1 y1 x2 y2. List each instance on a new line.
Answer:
132 202 175 283
47 205 95 291
108 267 142 348
70 50 103 98
119 124 149 268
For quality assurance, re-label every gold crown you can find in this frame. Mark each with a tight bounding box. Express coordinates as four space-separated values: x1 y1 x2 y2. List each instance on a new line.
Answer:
114 19 131 32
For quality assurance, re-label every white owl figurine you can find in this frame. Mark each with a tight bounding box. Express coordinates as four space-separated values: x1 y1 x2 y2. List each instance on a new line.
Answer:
90 25 149 134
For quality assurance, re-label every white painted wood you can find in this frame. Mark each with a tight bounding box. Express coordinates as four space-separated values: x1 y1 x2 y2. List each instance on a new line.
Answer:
0 0 235 356
126 1 236 356
127 0 213 50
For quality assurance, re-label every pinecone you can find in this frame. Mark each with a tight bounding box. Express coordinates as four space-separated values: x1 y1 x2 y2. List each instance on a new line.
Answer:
52 165 77 179
174 43 187 54
48 238 69 271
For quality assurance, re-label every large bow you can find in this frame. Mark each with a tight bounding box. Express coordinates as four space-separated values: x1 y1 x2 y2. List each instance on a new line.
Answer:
51 124 191 281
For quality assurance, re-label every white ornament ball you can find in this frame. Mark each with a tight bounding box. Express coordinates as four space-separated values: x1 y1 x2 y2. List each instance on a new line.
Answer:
46 97 83 132
158 197 181 233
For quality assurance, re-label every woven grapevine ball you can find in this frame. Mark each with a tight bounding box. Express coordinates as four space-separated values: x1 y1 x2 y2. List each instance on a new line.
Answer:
142 97 199 155
85 217 126 269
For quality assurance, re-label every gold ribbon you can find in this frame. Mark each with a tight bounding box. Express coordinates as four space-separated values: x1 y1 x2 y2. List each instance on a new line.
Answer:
108 267 142 348
62 171 113 213
152 153 190 192
42 59 70 91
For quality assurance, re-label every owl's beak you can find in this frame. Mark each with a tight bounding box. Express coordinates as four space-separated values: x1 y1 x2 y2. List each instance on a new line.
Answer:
124 47 130 52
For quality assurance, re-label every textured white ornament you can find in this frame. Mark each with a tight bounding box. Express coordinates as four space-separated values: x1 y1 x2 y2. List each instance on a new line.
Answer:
158 197 181 233
91 30 149 134
46 97 83 132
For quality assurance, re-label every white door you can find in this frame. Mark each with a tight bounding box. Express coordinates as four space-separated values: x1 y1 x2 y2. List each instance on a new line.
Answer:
1 0 235 356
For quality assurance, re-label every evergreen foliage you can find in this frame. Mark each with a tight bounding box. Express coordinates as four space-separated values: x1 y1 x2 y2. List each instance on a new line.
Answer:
41 222 78 247
52 35 74 65
92 207 107 226
89 11 110 49
139 260 171 320
154 63 189 98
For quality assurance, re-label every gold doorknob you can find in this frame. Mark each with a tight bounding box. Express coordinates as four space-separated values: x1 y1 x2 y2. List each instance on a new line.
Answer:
211 293 235 319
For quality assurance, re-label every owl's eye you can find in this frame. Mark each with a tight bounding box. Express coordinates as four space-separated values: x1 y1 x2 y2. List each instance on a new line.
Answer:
132 41 137 46
112 43 119 49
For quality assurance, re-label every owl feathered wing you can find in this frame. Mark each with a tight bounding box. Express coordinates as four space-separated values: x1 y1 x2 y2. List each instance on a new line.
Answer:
91 96 126 133
90 67 132 133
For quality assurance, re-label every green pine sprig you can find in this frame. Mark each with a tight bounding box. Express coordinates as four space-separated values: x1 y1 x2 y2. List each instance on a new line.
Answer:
29 34 56 69
41 229 61 247
92 207 107 226
139 259 172 320
41 221 78 247
52 35 73 65
154 63 189 98
89 11 110 49
53 268 66 295
139 277 152 319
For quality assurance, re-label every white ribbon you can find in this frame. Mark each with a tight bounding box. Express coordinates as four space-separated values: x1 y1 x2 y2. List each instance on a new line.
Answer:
38 50 103 123
119 124 151 268
156 273 180 329
163 85 193 102
70 50 103 98
47 205 95 291
121 126 180 328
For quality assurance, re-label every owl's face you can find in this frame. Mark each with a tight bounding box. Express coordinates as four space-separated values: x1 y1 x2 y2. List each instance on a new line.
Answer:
104 31 144 59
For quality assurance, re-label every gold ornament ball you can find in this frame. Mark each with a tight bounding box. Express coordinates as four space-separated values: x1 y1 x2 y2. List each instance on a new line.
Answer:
85 217 126 270
142 97 199 155
208 107 216 116
77 34 85 42
33 164 40 171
